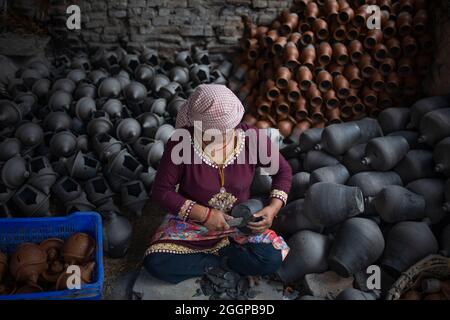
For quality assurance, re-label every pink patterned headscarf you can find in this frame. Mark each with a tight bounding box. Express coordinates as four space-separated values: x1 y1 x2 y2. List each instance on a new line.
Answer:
175 84 245 131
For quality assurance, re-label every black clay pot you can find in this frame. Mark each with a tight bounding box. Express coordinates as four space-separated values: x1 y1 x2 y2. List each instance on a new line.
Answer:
135 64 155 86
77 135 89 153
373 186 425 223
107 149 143 180
418 108 450 146
48 90 73 111
65 191 96 214
0 182 14 203
444 179 450 212
289 172 310 201
348 171 403 197
64 151 101 181
193 47 210 65
304 182 364 227
12 184 50 217
92 133 123 161
132 137 154 160
121 180 149 217
336 288 379 300
87 110 113 137
148 140 164 168
382 221 438 273
328 217 385 277
74 97 96 121
277 230 331 284
434 137 450 176
150 98 167 116
298 128 324 152
378 107 411 134
190 64 210 84
124 81 147 103
440 224 450 256
362 136 410 171
343 143 372 174
43 112 72 133
28 156 58 195
159 82 182 100
102 212 133 258
0 100 23 127
52 176 82 202
175 50 194 68
141 47 159 66
387 130 424 149
273 199 322 238
406 178 446 224
67 69 87 84
250 167 273 197
0 137 21 162
51 78 76 94
104 171 130 193
231 199 264 234
1 156 30 189
154 124 174 144
354 117 384 144
310 164 350 186
21 68 42 88
32 78 51 101
408 95 450 129
167 96 186 118
98 77 122 99
15 122 44 148
85 176 114 206
170 66 189 85
151 74 170 93
50 131 78 158
115 118 142 144
88 69 108 86
217 60 233 78
303 150 340 172
140 166 157 189
316 123 361 156
74 82 97 100
72 55 91 72
394 150 436 184
121 54 140 73
102 99 123 119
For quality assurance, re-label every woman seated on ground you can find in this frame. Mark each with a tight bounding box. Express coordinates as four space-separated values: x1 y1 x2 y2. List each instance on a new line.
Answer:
144 84 292 284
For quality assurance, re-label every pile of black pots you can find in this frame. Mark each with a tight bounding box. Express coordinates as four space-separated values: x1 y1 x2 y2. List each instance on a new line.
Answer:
254 95 450 300
0 47 231 258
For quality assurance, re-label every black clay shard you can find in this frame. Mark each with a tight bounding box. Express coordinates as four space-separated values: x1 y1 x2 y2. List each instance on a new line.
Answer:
102 99 123 119
102 212 133 258
52 176 82 202
65 191 96 214
50 131 78 158
277 230 331 284
154 124 174 144
121 181 149 217
64 151 100 180
378 107 411 134
92 133 123 161
362 136 410 171
43 112 72 133
408 95 449 129
85 176 114 206
315 122 361 156
381 221 438 274
0 137 21 162
98 77 122 98
1 156 30 189
12 184 50 217
28 156 59 195
418 108 450 146
303 150 340 172
328 218 385 277
115 118 142 144
87 110 113 137
107 149 143 180
48 90 73 111
231 199 264 234
74 97 96 121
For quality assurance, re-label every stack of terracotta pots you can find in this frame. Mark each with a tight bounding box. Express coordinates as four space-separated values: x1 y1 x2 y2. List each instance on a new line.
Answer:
231 0 431 138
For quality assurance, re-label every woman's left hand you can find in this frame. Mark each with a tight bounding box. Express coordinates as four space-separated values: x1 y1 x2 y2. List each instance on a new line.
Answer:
247 206 278 234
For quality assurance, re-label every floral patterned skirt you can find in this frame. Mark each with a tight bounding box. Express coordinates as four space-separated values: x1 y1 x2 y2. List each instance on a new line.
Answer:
146 214 290 260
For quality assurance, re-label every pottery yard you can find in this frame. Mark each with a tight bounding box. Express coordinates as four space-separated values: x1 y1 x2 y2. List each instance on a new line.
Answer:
0 0 450 306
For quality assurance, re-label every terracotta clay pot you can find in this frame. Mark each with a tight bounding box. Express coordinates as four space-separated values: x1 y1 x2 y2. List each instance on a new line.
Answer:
348 40 364 62
306 84 323 108
359 55 376 78
313 19 329 40
397 12 413 37
317 70 333 93
300 45 316 69
281 13 299 35
334 75 350 99
402 35 418 56
318 42 332 66
10 243 48 284
413 9 427 34
286 80 301 102
62 233 96 264
297 66 313 91
284 42 299 69
255 96 272 116
275 67 292 89
332 22 346 41
305 2 319 24
40 238 64 263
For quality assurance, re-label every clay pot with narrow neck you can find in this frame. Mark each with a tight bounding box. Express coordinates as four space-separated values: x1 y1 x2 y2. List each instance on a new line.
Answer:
318 42 332 66
275 67 291 89
354 117 383 144
358 55 376 78
332 22 346 41
373 186 426 223
313 19 329 40
297 66 313 91
303 150 340 173
329 217 384 277
115 118 142 144
62 233 95 264
387 131 422 150
382 221 438 274
316 70 333 93
284 42 299 69
316 122 361 156
323 89 338 110
297 128 323 153
434 138 450 176
286 80 301 102
289 172 311 201
306 84 322 108
263 79 280 101
103 212 133 258
10 243 48 284
277 230 331 284
348 171 403 199
348 40 364 62
378 107 411 134
362 136 410 171
310 164 350 186
394 150 436 184
305 1 319 24
413 9 427 35
281 13 299 35
408 96 449 129
255 96 272 117
333 43 349 66
343 143 372 174
343 65 362 89
304 182 364 227
300 45 316 69
334 75 350 99
397 12 413 37
327 107 342 124
407 179 446 224
418 108 450 146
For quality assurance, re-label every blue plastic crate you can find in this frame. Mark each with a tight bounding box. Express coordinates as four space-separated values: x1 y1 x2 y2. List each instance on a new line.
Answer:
0 212 103 300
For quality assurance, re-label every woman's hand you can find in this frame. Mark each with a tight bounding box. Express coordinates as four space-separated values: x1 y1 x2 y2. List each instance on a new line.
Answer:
203 209 233 232
247 199 283 234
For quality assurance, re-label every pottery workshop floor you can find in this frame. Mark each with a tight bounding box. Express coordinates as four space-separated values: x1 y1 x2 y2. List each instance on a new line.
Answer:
102 201 165 298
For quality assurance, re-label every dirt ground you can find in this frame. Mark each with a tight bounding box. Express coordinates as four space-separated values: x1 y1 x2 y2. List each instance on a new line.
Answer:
102 201 166 298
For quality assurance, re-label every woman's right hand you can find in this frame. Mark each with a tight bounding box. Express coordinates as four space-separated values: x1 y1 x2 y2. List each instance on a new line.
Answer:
203 209 233 231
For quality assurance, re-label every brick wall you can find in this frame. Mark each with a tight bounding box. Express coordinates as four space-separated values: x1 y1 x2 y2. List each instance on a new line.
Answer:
46 0 293 60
